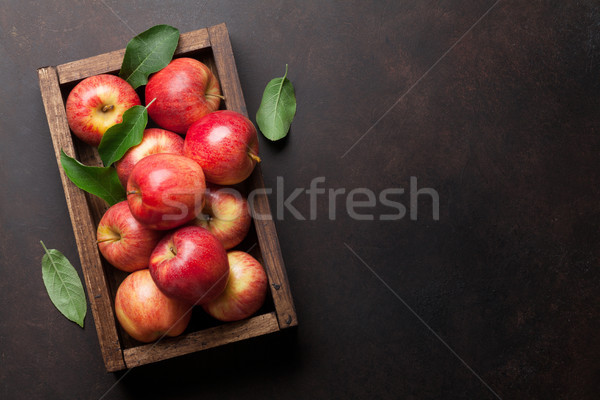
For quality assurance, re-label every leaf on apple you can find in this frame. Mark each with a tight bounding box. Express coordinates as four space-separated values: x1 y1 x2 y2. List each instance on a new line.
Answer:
60 150 126 206
98 105 148 167
119 24 180 89
256 64 297 141
40 241 87 328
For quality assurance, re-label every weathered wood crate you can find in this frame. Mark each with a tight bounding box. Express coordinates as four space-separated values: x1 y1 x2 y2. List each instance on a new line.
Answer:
38 23 296 372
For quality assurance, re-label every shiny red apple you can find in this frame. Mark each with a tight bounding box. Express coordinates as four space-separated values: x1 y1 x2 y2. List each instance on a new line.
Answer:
115 128 184 188
66 74 141 146
184 110 261 185
188 184 251 250
115 269 191 343
203 251 268 322
145 57 221 134
127 153 206 230
149 226 229 305
96 201 163 272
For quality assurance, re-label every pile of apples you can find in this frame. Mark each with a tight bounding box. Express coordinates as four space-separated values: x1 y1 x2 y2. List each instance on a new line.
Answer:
66 57 268 343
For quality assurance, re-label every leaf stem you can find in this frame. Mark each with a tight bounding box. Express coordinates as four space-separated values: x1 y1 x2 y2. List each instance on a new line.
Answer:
40 240 49 255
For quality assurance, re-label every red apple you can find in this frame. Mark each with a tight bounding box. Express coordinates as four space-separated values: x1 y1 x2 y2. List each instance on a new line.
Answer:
203 251 268 322
149 226 229 305
127 153 206 230
115 128 184 188
188 184 251 250
66 74 141 146
145 57 221 134
115 269 191 343
184 110 261 185
96 201 163 272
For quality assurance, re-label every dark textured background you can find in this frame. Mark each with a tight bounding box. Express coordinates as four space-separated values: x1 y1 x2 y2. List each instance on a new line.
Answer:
1 1 599 399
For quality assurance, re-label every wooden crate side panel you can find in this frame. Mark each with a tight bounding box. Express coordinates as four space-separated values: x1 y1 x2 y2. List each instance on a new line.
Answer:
37 66 126 372
208 23 247 115
249 166 298 328
123 312 280 368
57 28 211 84
57 49 125 85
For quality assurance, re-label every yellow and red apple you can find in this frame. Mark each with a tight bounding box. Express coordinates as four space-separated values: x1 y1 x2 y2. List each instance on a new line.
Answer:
66 74 141 146
96 201 163 272
203 251 268 322
115 269 191 343
189 184 251 250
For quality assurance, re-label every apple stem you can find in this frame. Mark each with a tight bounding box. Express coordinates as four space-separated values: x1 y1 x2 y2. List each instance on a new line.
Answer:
206 93 226 101
96 238 117 244
145 97 157 109
101 104 114 113
126 190 139 195
248 151 261 163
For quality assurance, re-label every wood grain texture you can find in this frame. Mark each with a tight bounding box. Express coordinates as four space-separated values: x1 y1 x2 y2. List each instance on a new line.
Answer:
208 23 247 115
123 312 279 368
57 28 210 84
249 165 298 328
57 48 125 85
37 66 126 372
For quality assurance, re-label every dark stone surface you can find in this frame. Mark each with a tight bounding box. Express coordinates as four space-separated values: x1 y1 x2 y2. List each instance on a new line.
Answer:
1 1 599 399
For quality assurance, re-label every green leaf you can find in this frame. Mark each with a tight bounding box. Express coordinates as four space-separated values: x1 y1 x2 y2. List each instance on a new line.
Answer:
256 64 297 141
40 241 87 328
119 24 180 89
98 105 148 166
60 150 125 206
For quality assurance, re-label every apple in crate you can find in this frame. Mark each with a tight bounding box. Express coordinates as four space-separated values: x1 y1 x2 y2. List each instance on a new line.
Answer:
115 269 191 343
184 110 260 185
189 184 251 250
115 128 184 188
145 57 221 135
150 226 229 305
203 251 268 322
66 74 141 146
96 201 163 272
127 153 206 230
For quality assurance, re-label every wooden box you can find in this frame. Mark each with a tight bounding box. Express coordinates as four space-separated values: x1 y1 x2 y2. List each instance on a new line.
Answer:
37 23 296 372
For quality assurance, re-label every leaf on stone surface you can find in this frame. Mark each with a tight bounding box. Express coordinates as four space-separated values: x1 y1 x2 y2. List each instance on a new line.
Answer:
60 150 125 206
40 241 87 328
256 64 297 141
98 105 148 167
119 24 180 89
